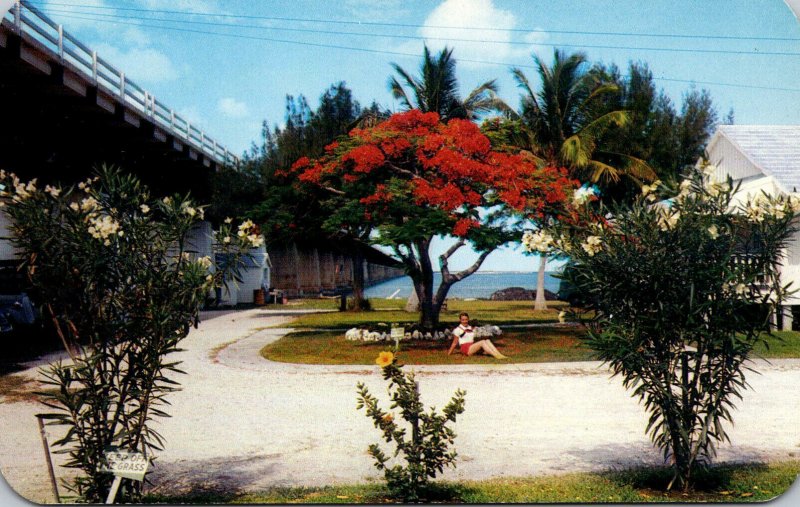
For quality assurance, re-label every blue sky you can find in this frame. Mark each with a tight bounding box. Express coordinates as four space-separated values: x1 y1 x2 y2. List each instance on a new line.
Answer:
24 0 800 271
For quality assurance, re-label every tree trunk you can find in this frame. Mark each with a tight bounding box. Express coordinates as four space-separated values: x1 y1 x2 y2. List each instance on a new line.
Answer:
415 280 437 328
534 254 548 311
350 250 366 311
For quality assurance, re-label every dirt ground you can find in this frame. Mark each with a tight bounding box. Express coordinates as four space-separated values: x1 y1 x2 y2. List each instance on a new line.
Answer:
1 308 799 503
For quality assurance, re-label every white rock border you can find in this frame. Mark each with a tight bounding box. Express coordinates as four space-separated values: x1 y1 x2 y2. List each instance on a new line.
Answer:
344 325 502 343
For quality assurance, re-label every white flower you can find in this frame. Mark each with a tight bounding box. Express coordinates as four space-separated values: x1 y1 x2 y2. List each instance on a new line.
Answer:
183 206 197 217
641 180 661 199
522 230 554 253
706 181 729 198
13 180 33 201
223 236 231 244
80 197 99 212
181 252 191 261
735 283 747 296
788 193 800 213
140 204 150 214
746 197 768 223
239 219 255 231
87 215 120 241
44 185 61 198
658 210 680 231
163 196 172 205
702 164 717 179
205 274 214 282
572 186 596 206
707 225 719 239
196 256 212 269
581 235 603 256
70 202 79 212
224 217 233 224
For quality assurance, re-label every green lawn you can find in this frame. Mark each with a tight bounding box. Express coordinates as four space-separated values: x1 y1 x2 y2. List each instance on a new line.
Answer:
261 327 595 365
142 460 800 503
275 299 570 329
754 330 800 358
260 326 800 365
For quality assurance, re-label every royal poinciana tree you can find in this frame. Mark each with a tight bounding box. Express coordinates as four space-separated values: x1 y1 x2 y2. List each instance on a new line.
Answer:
288 109 576 327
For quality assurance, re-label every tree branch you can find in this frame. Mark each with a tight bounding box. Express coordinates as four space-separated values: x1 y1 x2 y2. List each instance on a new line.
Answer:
452 249 492 283
433 249 492 306
321 185 346 196
387 162 421 180
439 239 465 281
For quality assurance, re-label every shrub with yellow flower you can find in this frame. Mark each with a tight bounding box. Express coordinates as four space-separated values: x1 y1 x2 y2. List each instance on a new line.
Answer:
375 351 394 368
357 352 466 502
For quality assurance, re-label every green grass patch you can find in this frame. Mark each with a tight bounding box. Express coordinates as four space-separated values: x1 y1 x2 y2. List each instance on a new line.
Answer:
261 327 595 365
755 331 800 359
142 460 800 503
278 299 570 329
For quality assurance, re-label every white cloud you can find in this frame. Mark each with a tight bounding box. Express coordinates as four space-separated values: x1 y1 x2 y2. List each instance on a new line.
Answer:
217 97 250 118
176 105 204 127
400 0 548 69
94 43 179 83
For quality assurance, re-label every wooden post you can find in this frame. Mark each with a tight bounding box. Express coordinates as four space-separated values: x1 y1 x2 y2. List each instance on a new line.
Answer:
14 1 21 32
313 248 321 291
292 243 301 294
36 415 60 503
91 50 97 83
105 475 122 504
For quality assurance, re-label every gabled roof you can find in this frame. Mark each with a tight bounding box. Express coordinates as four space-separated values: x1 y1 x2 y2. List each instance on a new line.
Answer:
711 125 800 193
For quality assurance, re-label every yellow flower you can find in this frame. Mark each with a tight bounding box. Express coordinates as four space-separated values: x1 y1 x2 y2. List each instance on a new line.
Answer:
382 413 394 424
375 351 394 368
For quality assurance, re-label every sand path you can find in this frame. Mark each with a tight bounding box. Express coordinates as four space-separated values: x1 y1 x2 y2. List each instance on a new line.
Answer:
1 308 799 502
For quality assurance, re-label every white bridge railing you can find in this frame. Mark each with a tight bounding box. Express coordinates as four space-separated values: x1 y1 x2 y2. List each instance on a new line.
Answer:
2 1 238 166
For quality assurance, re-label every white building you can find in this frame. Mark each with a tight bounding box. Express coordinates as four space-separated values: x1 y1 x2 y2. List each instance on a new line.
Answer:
705 125 800 330
0 215 270 306
183 221 271 306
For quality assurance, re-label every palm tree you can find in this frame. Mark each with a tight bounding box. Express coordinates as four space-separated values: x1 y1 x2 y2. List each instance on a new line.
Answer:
510 49 657 310
511 49 656 183
389 45 504 122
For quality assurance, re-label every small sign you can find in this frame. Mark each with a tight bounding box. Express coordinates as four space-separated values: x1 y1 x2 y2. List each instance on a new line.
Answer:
101 450 150 481
390 327 405 339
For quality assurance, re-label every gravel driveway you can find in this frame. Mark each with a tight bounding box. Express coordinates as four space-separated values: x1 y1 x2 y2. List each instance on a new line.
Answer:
1 308 799 503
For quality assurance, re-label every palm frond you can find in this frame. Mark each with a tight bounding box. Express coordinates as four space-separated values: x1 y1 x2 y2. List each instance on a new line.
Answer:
587 159 623 184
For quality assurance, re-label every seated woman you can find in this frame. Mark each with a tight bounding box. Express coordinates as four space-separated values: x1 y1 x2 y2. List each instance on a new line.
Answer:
447 312 508 359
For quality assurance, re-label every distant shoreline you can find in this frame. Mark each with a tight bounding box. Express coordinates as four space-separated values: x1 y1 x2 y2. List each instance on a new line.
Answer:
364 271 563 299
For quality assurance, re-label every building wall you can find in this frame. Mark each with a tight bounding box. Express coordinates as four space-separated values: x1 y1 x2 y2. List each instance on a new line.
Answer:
0 209 20 261
707 135 762 182
710 135 800 307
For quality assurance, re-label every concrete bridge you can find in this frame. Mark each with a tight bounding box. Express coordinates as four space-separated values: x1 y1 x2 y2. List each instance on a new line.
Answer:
0 1 404 298
0 0 236 198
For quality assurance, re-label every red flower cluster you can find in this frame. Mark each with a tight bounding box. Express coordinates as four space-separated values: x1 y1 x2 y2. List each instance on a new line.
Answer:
452 217 479 237
342 145 385 174
288 109 579 239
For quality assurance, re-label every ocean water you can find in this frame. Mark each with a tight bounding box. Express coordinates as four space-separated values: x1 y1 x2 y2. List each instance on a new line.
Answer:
364 271 563 300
